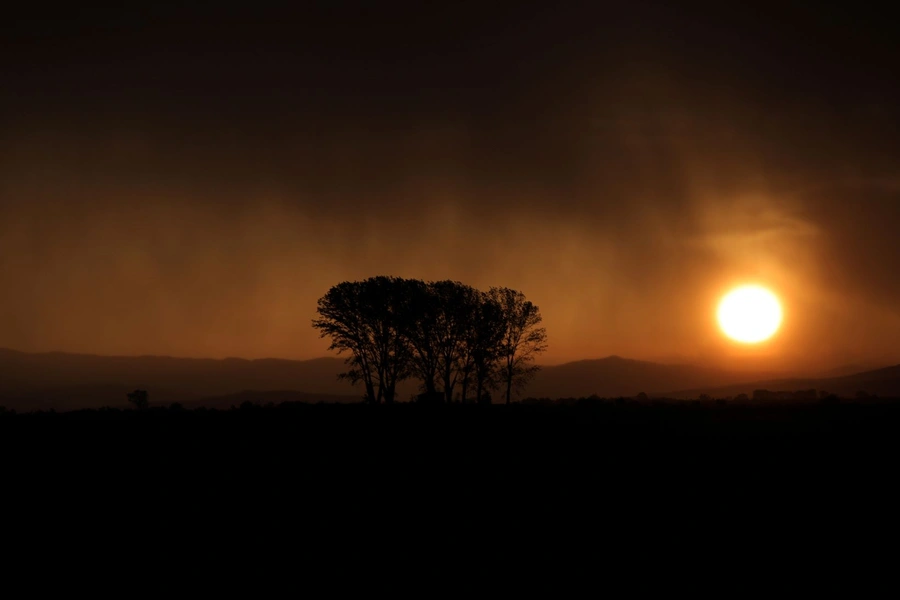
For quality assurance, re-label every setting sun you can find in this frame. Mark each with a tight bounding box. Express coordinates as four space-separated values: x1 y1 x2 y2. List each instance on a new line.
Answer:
717 285 783 344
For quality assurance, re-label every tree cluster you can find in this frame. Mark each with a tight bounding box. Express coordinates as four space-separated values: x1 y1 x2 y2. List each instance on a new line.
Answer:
312 277 548 404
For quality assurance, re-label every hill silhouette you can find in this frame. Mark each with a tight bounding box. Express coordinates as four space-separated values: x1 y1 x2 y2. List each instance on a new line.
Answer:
0 348 359 410
527 356 783 399
3 347 897 411
664 364 900 399
0 348 780 409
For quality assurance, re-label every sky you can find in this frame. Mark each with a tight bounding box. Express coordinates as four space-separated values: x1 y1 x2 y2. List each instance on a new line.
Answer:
1 2 899 373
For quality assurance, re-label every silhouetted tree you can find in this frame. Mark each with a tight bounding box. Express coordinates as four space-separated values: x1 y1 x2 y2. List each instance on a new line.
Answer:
456 348 474 403
313 277 548 404
364 276 412 404
313 277 411 403
468 291 507 405
432 281 480 403
454 291 482 403
401 279 442 397
490 287 548 404
127 389 149 410
313 280 378 403
401 280 486 403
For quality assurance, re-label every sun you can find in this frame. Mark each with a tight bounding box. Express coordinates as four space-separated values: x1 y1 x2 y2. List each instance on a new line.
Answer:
717 285 783 344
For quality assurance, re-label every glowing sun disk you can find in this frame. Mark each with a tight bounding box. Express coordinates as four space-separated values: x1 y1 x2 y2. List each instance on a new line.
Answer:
717 285 782 343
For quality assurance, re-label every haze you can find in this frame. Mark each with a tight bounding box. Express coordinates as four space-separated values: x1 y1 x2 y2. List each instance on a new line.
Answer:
2 3 898 374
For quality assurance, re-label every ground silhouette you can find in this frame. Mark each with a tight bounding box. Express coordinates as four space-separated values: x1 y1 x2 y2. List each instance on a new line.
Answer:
4 384 898 564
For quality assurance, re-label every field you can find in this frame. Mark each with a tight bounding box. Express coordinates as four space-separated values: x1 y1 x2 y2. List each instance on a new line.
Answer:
5 397 899 472
3 398 898 563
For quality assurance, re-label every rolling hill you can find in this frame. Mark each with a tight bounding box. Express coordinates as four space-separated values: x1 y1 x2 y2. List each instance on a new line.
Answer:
664 364 900 399
526 356 782 399
0 348 362 410
2 347 896 411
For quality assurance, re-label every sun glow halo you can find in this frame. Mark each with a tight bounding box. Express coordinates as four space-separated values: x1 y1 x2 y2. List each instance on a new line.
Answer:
717 285 783 344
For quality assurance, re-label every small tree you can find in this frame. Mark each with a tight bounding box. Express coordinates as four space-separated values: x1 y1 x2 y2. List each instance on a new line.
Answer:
127 389 149 410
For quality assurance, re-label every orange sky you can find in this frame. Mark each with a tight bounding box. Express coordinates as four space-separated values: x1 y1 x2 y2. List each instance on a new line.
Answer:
2 162 898 374
1 4 898 374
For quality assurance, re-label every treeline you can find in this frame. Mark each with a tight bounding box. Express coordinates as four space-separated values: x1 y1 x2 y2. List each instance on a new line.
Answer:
313 276 547 404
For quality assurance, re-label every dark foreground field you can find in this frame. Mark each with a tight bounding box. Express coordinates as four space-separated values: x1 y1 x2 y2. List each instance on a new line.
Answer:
3 399 899 561
4 398 899 478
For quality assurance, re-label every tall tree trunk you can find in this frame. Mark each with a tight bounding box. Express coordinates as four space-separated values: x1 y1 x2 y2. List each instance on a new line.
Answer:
443 365 455 403
505 371 512 405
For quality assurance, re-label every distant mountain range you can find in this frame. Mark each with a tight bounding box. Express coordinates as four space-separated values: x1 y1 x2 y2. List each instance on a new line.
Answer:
0 347 897 411
664 364 900 400
526 356 785 399
0 348 360 411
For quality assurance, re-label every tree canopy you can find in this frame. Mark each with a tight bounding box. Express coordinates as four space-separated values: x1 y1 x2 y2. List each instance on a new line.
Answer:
313 277 547 404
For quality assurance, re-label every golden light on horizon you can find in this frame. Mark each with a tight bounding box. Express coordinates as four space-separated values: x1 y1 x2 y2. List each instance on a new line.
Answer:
717 285 783 344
